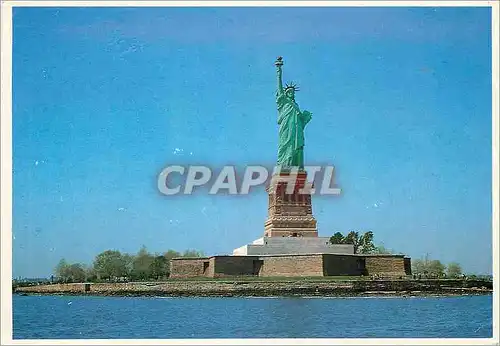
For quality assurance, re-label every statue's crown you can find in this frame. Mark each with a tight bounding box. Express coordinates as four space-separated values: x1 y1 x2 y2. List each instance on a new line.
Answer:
284 82 299 92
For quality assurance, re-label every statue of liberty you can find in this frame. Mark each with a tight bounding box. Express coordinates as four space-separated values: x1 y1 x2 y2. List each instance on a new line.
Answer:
274 57 312 170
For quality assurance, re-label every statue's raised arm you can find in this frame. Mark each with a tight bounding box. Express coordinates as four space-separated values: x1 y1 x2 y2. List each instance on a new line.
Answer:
275 56 284 95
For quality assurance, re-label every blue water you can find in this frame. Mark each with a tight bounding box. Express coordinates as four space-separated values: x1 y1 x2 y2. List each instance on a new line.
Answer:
13 294 492 339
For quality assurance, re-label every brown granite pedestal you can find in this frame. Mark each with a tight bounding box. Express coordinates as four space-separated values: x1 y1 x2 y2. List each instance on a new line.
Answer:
264 171 318 238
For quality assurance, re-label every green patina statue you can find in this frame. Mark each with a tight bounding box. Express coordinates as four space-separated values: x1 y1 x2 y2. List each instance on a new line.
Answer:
275 57 312 170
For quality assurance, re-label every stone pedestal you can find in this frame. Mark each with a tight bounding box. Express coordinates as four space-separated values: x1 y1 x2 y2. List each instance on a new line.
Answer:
264 171 318 237
233 237 354 256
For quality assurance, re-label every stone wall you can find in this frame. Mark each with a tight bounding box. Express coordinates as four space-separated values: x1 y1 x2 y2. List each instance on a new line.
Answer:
16 283 88 294
212 256 259 277
258 254 324 277
364 255 408 277
323 254 364 276
170 258 210 278
404 257 412 275
16 279 492 297
170 254 412 278
206 257 216 277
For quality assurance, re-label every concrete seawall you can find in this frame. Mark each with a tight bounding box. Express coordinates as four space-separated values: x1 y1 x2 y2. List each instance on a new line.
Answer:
15 279 492 297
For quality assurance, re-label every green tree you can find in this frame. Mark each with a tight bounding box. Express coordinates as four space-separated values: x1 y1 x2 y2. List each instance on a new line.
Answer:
85 266 97 282
54 260 87 283
131 246 155 281
427 260 446 277
412 255 446 278
343 231 361 253
446 262 462 278
373 244 392 254
93 250 128 281
412 258 426 275
328 231 376 254
55 259 70 282
122 253 134 278
164 250 181 261
358 231 376 254
182 249 205 258
68 263 86 282
150 255 169 280
329 232 344 244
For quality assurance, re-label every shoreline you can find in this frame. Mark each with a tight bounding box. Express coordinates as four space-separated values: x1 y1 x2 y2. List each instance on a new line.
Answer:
14 278 493 298
15 290 492 298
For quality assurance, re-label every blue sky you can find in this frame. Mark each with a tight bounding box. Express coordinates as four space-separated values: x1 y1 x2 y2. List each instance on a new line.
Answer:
12 6 492 277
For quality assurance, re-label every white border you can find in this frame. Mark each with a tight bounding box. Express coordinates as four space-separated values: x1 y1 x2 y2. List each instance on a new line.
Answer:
1 0 498 6
1 1 498 346
491 0 499 344
1 2 14 345
2 339 499 345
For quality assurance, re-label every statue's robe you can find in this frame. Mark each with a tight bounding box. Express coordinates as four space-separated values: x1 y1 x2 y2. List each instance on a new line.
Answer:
276 90 312 169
